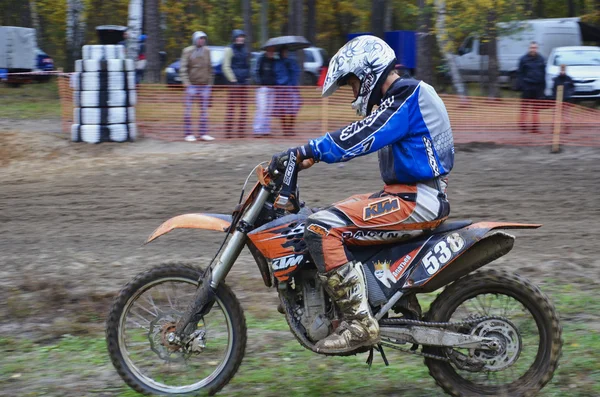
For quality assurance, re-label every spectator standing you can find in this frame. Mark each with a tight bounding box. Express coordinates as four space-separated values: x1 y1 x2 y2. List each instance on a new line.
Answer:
518 41 546 133
552 64 575 133
253 46 277 136
136 34 147 84
180 31 215 142
222 29 250 138
275 46 302 136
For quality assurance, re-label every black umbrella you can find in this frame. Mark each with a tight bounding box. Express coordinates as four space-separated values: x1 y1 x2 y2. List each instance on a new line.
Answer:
261 36 311 51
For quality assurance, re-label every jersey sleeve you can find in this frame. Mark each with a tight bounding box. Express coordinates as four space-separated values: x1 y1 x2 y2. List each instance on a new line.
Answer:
309 90 418 163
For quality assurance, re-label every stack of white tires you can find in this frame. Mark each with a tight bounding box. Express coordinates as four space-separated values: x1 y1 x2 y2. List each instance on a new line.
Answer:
71 45 137 143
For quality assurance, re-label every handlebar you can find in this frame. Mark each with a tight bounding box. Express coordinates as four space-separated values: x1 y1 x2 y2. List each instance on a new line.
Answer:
273 151 299 210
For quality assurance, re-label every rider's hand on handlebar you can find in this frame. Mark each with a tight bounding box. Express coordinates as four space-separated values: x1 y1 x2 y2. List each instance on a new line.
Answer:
268 145 316 176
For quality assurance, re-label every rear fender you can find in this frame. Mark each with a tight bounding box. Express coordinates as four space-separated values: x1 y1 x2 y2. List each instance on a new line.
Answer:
405 221 540 293
145 213 232 244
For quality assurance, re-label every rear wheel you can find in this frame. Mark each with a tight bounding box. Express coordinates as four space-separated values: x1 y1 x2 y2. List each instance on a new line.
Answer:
106 263 247 395
424 269 562 397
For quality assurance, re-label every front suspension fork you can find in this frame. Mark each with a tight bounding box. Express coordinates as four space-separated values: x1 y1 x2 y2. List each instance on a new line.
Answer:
175 187 271 335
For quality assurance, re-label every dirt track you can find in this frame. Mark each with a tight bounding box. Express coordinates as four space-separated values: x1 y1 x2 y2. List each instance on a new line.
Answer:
1 125 600 395
2 128 600 325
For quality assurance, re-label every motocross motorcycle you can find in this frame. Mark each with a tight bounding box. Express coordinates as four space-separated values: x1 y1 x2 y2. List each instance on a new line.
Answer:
106 157 562 396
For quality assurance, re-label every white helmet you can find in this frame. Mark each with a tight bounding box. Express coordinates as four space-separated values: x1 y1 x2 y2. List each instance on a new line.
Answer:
322 35 396 117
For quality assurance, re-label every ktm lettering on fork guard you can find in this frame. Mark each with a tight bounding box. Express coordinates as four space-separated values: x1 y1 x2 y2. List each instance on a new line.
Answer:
175 268 216 335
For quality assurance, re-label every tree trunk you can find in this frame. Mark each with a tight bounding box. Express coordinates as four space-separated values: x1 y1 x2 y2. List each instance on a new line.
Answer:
479 46 486 96
127 0 144 60
384 1 393 32
535 0 544 18
144 0 161 83
487 9 499 98
568 0 576 17
293 0 305 82
261 0 268 45
434 0 466 96
19 1 31 28
371 0 386 39
30 1 41 46
66 0 85 72
306 0 316 44
243 0 253 51
416 0 433 83
524 0 533 17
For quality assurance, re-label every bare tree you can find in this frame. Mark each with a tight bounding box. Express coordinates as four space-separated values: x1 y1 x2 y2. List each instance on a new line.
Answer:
371 0 386 39
523 0 533 17
434 0 466 96
243 0 253 51
144 0 161 83
487 7 499 98
30 1 41 46
416 0 433 83
536 0 544 18
568 0 576 17
384 1 393 32
66 0 85 72
306 0 316 44
261 0 268 45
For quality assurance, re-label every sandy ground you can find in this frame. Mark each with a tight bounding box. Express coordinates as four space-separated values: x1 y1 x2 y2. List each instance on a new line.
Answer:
1 120 600 394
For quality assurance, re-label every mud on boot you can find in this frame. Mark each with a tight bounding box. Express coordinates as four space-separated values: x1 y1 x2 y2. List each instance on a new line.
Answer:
315 261 379 353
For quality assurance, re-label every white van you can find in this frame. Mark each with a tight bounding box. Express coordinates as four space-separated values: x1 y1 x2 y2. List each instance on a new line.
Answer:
455 18 582 88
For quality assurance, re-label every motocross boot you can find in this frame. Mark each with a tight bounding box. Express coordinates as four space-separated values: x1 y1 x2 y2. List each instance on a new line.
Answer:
314 261 379 353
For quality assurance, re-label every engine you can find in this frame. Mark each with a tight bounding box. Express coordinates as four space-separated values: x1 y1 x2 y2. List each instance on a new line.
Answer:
293 270 333 342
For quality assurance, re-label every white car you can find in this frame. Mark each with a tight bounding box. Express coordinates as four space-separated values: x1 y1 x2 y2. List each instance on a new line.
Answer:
545 46 600 100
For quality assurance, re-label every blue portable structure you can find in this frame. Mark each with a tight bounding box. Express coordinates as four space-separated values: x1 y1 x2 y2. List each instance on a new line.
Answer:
347 31 417 70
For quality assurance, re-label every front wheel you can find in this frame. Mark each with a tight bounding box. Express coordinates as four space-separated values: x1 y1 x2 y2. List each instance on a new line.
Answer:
424 269 562 397
106 263 247 395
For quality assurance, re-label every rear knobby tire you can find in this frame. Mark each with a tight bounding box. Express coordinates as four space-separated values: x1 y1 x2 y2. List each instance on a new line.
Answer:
424 269 562 397
106 263 247 396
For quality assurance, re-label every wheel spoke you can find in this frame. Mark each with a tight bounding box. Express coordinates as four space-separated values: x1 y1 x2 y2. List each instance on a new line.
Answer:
446 292 541 388
115 276 235 394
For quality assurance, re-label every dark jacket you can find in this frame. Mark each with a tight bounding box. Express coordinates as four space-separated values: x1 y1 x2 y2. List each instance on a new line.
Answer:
258 56 277 86
223 44 249 84
518 53 546 91
552 74 575 101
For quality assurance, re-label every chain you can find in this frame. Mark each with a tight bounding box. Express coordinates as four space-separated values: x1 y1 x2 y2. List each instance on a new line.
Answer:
378 315 510 363
380 314 507 328
379 339 451 362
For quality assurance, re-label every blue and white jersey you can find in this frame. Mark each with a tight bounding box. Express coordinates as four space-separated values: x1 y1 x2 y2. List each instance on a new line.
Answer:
309 78 454 185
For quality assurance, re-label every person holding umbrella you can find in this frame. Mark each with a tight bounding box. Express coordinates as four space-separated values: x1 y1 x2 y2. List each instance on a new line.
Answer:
253 46 278 136
253 36 310 137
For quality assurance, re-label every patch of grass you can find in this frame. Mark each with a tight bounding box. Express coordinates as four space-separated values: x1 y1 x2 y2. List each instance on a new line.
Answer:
0 81 61 119
1 287 599 396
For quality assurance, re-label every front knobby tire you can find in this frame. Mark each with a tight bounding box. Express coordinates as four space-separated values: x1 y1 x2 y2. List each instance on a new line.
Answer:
106 263 247 396
424 269 562 397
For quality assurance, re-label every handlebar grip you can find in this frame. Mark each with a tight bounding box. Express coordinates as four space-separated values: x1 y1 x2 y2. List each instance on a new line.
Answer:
274 151 299 210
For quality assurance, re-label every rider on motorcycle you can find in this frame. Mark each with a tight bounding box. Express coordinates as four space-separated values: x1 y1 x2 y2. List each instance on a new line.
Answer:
270 35 454 354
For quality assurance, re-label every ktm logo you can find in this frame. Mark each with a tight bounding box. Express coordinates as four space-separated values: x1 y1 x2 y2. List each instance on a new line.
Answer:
363 197 401 220
272 254 304 271
307 223 329 237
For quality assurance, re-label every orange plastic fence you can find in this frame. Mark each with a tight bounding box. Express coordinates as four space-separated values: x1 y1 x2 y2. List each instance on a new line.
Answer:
56 74 600 146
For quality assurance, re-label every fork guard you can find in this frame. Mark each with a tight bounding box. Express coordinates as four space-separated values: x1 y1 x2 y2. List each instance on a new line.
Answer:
145 213 232 244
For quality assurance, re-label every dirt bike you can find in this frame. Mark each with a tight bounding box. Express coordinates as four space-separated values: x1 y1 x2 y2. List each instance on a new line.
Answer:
106 156 562 396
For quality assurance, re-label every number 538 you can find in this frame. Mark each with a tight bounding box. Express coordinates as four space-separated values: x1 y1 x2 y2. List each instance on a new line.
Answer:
423 233 465 275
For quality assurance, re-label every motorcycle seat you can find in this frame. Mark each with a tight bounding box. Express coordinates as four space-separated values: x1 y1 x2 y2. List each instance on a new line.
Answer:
425 219 473 235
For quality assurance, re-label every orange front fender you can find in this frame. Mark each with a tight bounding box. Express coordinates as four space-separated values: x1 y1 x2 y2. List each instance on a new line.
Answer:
146 213 232 244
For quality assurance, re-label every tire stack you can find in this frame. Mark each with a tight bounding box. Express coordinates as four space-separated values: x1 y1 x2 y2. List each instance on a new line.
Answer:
71 45 137 143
